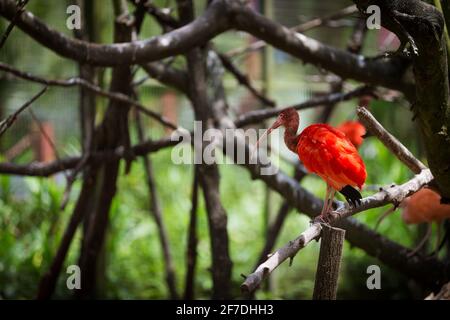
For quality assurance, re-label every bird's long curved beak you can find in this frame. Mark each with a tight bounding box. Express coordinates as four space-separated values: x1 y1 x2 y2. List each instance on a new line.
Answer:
251 117 283 160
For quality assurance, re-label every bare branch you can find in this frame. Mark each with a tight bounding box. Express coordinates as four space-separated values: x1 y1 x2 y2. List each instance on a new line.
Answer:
0 0 28 50
217 52 275 107
357 106 427 174
0 62 178 129
0 0 412 93
227 5 358 58
0 86 48 137
235 85 372 127
241 224 322 293
0 136 177 176
141 62 188 94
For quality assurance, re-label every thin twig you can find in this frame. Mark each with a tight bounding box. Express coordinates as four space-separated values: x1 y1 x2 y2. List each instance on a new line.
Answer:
0 62 178 130
235 85 373 127
0 86 48 137
0 0 29 50
217 52 275 107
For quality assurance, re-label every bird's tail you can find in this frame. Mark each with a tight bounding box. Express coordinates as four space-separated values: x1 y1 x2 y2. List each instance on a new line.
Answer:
339 185 362 206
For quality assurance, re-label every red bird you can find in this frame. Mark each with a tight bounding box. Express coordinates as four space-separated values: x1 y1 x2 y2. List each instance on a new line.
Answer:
402 188 450 256
336 121 366 149
401 188 450 224
256 108 367 220
376 188 450 256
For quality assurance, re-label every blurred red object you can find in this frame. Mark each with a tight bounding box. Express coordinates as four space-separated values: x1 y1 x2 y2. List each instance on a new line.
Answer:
31 121 55 163
401 188 450 224
336 121 366 149
378 27 400 52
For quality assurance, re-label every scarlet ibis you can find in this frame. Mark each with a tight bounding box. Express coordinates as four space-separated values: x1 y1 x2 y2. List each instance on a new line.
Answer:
336 121 366 149
256 108 367 220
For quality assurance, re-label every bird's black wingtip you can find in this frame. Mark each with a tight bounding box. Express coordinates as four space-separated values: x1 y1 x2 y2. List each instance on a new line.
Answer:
339 185 362 206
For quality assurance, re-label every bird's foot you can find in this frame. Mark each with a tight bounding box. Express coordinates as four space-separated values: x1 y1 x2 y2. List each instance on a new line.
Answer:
314 213 332 225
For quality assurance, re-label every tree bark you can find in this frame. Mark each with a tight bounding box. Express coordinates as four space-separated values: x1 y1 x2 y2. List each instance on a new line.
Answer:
312 225 346 300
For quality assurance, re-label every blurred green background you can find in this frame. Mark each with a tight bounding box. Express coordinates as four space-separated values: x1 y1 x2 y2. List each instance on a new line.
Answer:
0 0 434 299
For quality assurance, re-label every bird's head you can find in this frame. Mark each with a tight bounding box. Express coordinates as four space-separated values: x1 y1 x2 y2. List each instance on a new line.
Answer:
252 108 299 157
265 107 299 135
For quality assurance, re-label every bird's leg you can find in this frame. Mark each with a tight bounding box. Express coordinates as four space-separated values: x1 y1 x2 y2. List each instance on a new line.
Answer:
408 223 432 258
327 189 336 214
317 185 335 223
317 185 332 223
320 184 331 217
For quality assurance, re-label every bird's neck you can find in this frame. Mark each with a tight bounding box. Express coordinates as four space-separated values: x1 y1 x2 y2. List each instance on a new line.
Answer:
284 125 300 153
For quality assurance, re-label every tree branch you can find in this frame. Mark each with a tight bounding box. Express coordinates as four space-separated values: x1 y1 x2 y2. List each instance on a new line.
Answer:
227 5 358 57
357 106 427 174
241 224 322 294
0 0 28 50
217 52 275 107
0 62 178 129
0 0 413 94
0 86 48 137
235 85 372 127
0 136 177 176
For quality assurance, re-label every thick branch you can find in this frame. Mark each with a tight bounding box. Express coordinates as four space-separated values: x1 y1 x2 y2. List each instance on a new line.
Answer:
0 0 412 94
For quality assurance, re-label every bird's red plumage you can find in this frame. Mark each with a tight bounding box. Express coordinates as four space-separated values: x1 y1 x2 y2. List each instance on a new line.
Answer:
297 124 367 191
